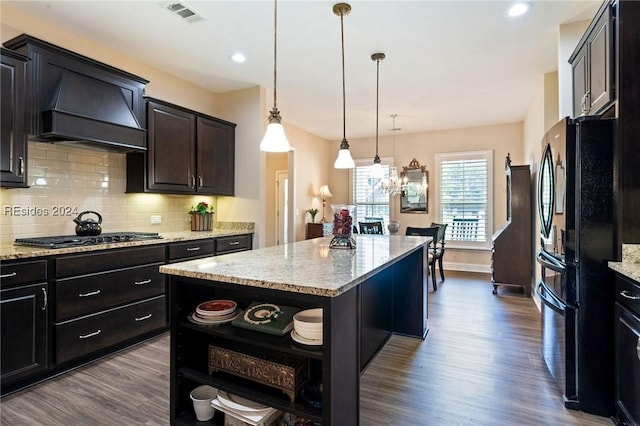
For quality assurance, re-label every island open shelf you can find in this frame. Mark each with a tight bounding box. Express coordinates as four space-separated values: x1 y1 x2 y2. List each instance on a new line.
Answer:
162 235 430 425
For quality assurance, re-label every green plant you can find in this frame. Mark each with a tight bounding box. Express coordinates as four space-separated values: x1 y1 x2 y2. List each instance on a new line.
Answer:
189 201 215 215
307 208 318 222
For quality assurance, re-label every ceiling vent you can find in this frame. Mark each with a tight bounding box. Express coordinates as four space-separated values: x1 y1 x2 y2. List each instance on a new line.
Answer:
163 2 204 23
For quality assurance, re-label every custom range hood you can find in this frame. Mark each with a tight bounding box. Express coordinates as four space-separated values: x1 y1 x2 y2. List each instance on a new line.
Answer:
4 35 148 152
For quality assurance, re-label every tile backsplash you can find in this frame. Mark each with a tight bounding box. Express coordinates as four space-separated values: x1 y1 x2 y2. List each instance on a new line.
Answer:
0 141 216 245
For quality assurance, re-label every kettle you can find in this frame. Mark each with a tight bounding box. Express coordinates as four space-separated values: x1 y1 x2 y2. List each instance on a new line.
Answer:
73 211 103 236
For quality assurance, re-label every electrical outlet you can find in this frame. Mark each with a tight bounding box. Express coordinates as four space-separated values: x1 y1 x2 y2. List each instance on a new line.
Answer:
150 215 162 224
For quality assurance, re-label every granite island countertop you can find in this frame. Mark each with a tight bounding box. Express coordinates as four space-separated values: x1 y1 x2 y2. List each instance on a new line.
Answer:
0 224 253 261
160 234 430 297
608 244 640 282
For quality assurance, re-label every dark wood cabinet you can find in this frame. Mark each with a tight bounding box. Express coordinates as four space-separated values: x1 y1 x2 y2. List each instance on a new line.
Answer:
570 1 614 117
53 245 167 364
614 274 640 426
491 163 532 296
306 223 323 239
127 98 235 195
1 48 29 188
0 259 48 388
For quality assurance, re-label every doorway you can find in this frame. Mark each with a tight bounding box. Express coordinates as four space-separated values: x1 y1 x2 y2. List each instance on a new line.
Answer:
276 170 288 245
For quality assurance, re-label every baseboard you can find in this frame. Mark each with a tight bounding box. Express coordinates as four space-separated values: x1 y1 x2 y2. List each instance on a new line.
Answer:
443 262 492 274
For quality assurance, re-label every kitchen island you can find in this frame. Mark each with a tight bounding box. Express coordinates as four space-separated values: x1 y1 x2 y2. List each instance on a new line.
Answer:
160 234 430 425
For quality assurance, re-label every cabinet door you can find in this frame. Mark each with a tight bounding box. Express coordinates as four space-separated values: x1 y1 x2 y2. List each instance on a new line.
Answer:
196 116 235 195
1 282 48 384
615 303 640 426
147 101 196 193
1 50 28 188
587 7 612 115
571 46 588 117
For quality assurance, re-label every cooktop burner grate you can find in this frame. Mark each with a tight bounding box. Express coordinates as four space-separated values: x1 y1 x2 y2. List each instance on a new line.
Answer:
14 232 163 248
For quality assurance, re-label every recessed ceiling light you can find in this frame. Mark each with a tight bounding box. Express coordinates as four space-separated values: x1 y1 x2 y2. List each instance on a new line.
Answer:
507 2 532 17
231 52 246 63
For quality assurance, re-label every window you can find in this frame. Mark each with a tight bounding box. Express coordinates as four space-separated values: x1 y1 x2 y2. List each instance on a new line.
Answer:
436 150 493 249
351 159 391 228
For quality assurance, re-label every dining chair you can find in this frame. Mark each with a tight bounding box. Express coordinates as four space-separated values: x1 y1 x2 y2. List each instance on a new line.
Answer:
405 226 440 291
359 221 384 235
430 222 448 283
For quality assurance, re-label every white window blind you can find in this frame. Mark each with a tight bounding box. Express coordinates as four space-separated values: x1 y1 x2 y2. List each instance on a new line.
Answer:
436 151 492 248
351 159 391 228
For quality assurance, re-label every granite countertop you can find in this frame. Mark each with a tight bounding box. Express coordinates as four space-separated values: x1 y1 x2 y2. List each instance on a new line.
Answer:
608 244 640 282
0 226 253 261
160 235 430 297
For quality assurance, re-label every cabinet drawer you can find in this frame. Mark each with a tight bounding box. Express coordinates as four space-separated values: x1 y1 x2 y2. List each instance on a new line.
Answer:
216 234 251 254
0 260 47 288
55 296 165 364
616 275 640 317
55 263 165 321
56 245 165 278
168 240 214 261
615 303 640 426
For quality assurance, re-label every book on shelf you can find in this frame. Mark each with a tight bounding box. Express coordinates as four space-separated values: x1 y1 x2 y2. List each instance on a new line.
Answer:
231 302 299 336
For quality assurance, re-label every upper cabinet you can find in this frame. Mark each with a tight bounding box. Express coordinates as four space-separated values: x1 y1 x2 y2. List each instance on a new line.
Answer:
1 48 29 188
126 98 235 195
570 2 614 117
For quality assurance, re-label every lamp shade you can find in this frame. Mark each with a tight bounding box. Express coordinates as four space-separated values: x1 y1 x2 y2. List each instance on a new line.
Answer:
260 120 290 152
319 185 333 198
334 147 355 169
371 161 383 178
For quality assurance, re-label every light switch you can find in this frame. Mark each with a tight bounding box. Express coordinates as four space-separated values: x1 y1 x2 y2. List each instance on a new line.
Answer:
150 215 162 224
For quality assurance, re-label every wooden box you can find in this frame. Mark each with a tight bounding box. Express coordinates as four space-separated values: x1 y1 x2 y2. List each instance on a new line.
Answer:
208 344 309 402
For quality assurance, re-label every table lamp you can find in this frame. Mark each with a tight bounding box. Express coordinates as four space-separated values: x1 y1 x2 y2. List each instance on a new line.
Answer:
318 185 333 222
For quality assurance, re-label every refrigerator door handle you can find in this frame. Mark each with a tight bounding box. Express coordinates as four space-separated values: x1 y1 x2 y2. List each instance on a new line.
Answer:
536 250 566 273
536 281 566 315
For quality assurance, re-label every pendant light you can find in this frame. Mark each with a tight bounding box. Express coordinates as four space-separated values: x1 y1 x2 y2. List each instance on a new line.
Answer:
370 52 385 178
333 3 355 169
260 0 291 152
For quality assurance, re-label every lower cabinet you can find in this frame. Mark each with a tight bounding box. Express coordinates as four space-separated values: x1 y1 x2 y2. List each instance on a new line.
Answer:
1 282 48 386
56 296 165 364
54 245 167 365
615 274 640 426
0 259 48 390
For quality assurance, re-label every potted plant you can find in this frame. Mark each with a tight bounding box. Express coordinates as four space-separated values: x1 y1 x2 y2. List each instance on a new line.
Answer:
307 208 318 223
189 202 215 231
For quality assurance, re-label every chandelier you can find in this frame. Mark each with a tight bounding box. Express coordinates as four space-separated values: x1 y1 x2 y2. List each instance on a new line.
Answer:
379 114 405 196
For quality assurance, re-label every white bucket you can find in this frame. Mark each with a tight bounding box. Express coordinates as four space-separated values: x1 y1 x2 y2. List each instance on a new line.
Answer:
190 385 217 421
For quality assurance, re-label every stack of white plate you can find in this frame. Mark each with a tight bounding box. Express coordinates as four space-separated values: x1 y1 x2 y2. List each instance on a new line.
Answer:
291 308 323 346
189 299 239 325
212 390 280 426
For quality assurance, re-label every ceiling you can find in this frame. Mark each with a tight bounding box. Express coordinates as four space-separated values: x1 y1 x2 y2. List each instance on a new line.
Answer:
4 0 600 141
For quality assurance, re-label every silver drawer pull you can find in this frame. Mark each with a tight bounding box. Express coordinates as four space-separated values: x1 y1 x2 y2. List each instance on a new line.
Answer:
79 330 101 339
620 290 640 300
229 241 240 246
134 279 152 286
186 247 201 251
0 272 17 278
135 313 152 322
637 337 640 361
79 290 101 298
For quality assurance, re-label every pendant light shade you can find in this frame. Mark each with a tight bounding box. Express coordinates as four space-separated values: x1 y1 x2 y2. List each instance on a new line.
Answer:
333 3 355 169
370 52 385 178
260 0 290 152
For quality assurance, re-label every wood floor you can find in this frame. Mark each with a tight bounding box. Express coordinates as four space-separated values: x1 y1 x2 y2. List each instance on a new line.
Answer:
1 272 614 425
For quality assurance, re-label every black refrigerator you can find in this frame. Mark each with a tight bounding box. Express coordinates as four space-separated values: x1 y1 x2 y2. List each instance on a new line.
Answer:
535 116 616 417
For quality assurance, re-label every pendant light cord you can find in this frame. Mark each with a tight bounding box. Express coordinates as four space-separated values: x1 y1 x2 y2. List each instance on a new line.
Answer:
273 0 278 110
340 11 346 140
375 57 380 157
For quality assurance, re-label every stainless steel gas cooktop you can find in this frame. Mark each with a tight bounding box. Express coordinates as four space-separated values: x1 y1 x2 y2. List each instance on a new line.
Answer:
14 232 162 249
